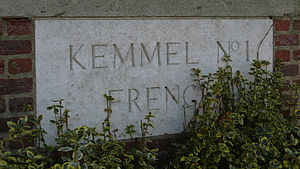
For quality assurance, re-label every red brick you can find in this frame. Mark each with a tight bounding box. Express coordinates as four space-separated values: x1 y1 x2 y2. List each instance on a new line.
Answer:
0 19 2 35
0 99 5 113
0 40 32 55
8 58 32 74
0 78 33 95
275 50 290 62
6 19 31 35
275 34 299 46
0 117 18 132
293 20 300 30
9 97 33 113
293 50 300 60
0 60 4 74
281 80 290 91
280 64 299 76
275 20 290 31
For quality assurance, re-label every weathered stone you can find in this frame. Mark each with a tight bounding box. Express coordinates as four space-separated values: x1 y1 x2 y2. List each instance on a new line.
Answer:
35 19 273 145
0 0 297 17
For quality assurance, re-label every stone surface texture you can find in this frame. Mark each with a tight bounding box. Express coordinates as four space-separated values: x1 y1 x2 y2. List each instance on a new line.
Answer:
0 0 298 17
36 19 273 145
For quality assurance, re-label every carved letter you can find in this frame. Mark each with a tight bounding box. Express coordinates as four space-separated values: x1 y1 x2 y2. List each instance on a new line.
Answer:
185 42 198 64
165 85 179 110
146 87 160 111
141 42 161 66
166 42 180 65
183 85 196 106
92 44 108 69
128 89 142 112
113 44 135 68
217 41 231 64
69 45 86 70
108 89 123 107
231 41 239 51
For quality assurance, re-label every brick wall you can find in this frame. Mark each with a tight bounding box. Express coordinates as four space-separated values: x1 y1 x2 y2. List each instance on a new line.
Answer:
0 18 34 138
274 17 300 83
0 16 299 139
274 17 300 119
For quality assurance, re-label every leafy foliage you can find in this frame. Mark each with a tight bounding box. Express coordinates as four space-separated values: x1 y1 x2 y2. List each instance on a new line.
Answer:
0 95 158 168
172 56 300 168
0 105 50 169
126 112 158 169
1 54 300 168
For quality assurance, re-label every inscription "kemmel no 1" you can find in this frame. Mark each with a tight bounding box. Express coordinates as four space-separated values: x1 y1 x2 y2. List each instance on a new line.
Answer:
69 41 250 70
36 19 273 144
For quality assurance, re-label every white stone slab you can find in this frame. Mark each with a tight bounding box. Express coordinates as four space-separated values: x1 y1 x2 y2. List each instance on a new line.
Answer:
35 19 273 145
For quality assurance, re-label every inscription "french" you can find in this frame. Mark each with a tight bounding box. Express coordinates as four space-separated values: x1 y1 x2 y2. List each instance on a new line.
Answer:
69 42 199 70
107 84 197 113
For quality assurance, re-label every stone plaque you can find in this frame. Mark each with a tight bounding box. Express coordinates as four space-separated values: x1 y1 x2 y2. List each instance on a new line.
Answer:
35 19 273 145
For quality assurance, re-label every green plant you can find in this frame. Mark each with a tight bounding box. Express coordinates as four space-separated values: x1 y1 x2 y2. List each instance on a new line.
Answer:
46 96 135 169
7 105 45 149
126 112 158 169
0 94 159 169
172 56 300 168
0 105 49 169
